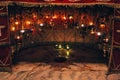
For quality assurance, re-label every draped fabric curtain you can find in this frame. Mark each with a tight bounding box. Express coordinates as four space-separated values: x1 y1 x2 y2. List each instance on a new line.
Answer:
109 8 120 71
110 20 120 70
0 16 8 42
0 46 11 66
111 48 120 70
0 6 11 67
114 20 120 45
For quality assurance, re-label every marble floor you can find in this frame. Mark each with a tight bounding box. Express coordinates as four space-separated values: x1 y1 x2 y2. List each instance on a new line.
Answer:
2 45 118 80
0 62 119 80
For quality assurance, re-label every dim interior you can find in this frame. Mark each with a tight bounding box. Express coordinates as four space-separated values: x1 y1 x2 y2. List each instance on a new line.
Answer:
9 4 114 64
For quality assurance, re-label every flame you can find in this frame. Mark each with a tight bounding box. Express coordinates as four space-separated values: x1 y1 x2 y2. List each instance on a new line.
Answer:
15 21 19 25
26 21 31 25
89 22 93 25
11 27 15 31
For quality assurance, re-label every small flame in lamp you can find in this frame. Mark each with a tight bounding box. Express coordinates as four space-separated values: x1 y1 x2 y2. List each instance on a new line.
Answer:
58 44 62 49
26 21 31 25
66 51 70 58
45 15 49 19
15 21 19 25
89 22 93 26
97 32 102 36
33 14 37 19
90 29 95 34
40 23 44 27
11 27 15 31
55 44 58 49
55 44 58 47
69 16 73 19
103 38 109 42
20 30 25 33
100 23 105 29
63 16 67 20
33 15 37 18
52 15 57 19
66 45 70 50
16 35 22 40
81 24 85 27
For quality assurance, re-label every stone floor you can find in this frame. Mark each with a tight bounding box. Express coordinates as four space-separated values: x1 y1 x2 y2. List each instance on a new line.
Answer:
0 62 119 80
4 45 118 80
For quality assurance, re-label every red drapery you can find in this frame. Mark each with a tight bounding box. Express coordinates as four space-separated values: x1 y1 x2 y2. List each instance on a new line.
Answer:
0 6 7 13
111 48 120 70
0 46 11 66
0 6 10 67
113 20 120 46
109 8 120 71
0 0 117 3
0 16 9 42
115 9 120 16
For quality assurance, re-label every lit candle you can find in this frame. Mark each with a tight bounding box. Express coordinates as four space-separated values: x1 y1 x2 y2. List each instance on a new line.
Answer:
11 27 15 31
26 21 31 25
66 45 70 50
20 30 25 33
58 44 62 49
15 21 19 25
97 32 102 36
81 24 84 27
89 22 93 26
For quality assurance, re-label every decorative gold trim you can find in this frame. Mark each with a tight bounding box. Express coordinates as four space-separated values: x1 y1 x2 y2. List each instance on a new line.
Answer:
116 10 120 14
0 42 9 46
0 1 116 7
0 1 9 6
114 41 120 45
114 4 120 8
0 6 5 10
114 16 120 19
11 2 115 7
113 45 120 48
111 56 120 70
0 37 8 42
0 12 8 16
0 55 9 66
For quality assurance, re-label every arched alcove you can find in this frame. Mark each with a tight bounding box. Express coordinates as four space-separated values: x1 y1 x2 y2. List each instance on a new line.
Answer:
8 4 114 64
